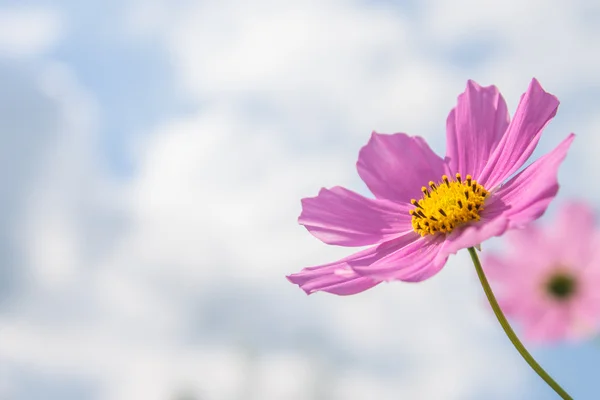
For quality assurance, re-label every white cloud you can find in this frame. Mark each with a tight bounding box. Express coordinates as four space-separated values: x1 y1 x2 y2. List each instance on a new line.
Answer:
16 61 100 291
0 7 63 57
422 0 600 93
150 0 459 139
250 352 315 400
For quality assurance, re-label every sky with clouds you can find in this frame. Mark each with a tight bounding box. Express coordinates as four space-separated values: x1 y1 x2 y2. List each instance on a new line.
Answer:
1 0 600 399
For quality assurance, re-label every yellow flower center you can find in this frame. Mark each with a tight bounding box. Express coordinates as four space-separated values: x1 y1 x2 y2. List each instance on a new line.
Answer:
410 173 488 236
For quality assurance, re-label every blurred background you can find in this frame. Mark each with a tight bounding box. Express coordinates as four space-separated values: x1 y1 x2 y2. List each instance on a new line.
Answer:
1 0 600 399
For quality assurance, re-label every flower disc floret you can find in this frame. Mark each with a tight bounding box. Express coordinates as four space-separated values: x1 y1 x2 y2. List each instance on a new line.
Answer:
545 271 577 301
410 173 488 236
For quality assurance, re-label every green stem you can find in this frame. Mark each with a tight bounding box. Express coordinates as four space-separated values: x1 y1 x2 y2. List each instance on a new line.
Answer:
467 247 572 400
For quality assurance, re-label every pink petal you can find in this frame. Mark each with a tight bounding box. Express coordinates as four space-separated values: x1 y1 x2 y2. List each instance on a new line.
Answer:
481 253 513 282
523 307 570 343
445 80 509 179
287 233 417 295
481 253 536 290
489 133 575 229
299 186 412 246
286 265 379 296
554 201 596 242
437 216 509 260
504 224 547 256
482 242 555 294
350 236 447 282
495 284 547 323
357 132 445 203
502 226 560 270
478 79 560 189
552 201 596 266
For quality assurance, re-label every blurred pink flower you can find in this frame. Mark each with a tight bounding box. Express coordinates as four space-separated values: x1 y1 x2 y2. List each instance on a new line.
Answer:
288 78 574 295
484 201 600 343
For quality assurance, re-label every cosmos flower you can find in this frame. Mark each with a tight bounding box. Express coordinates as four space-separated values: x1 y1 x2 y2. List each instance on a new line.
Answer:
483 201 600 343
288 78 574 295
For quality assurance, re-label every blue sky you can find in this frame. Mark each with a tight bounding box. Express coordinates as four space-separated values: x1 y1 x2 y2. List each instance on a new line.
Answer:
1 0 600 399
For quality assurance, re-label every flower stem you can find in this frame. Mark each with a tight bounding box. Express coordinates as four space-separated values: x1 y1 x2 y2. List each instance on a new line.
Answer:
467 247 572 400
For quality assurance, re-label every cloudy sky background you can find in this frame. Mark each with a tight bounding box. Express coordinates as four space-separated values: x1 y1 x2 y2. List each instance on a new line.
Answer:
1 0 600 399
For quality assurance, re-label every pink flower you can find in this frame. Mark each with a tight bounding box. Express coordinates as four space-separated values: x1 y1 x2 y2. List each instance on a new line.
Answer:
287 79 574 296
483 201 600 343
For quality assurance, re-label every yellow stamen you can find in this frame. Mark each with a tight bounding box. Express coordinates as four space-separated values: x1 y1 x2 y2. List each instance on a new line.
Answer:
410 173 488 236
